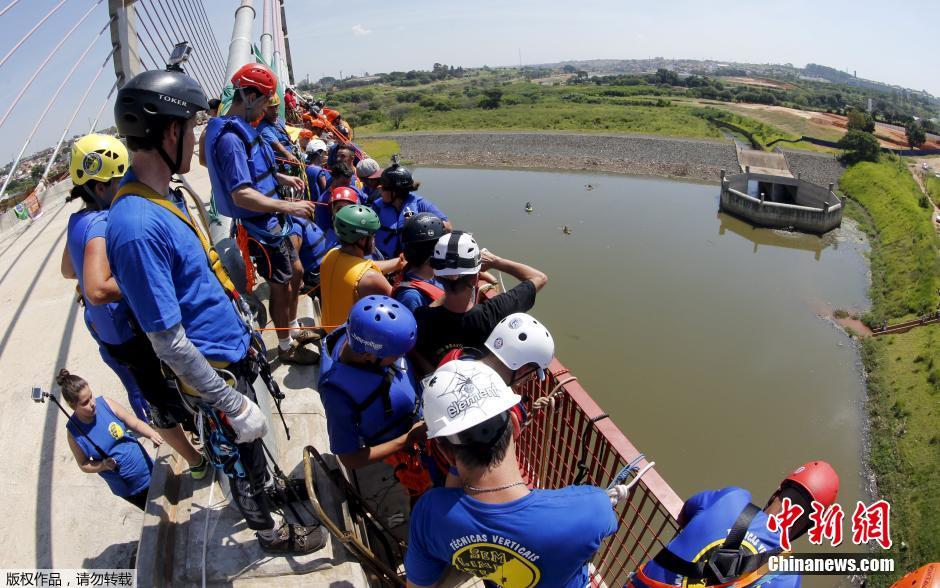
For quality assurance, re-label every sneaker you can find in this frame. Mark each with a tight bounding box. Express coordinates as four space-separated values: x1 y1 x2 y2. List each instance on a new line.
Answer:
257 523 328 555
190 456 209 480
278 343 319 365
292 328 322 346
266 477 310 507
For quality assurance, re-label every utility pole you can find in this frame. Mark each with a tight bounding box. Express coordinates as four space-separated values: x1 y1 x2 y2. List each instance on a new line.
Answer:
260 0 273 66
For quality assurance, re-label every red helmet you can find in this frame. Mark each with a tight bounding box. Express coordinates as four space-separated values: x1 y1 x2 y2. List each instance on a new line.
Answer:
781 460 839 508
231 63 277 96
330 187 359 206
890 564 940 588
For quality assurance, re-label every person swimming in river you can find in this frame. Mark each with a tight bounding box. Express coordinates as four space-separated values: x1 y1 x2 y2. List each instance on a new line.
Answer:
585 184 594 191
525 201 533 213
563 225 572 235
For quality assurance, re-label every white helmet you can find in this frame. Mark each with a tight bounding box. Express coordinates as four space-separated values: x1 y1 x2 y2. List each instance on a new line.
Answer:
422 361 520 443
306 139 327 154
485 313 554 381
430 231 481 277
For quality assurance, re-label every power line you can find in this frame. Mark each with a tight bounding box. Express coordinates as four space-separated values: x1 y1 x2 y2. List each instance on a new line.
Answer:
0 0 103 132
0 19 111 200
0 0 70 71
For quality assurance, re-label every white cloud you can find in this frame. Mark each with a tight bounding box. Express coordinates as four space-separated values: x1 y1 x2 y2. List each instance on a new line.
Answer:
351 24 372 36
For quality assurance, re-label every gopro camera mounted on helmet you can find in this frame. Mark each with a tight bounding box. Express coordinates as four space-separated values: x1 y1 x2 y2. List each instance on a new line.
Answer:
167 41 192 72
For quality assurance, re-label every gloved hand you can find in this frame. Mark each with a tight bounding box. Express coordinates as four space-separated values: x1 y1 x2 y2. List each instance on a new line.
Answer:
227 399 269 443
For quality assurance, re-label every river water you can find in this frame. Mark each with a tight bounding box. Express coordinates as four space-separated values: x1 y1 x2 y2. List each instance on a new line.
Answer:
415 166 869 547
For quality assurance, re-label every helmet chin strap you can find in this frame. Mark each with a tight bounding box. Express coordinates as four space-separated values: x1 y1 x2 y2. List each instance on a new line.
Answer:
155 121 187 175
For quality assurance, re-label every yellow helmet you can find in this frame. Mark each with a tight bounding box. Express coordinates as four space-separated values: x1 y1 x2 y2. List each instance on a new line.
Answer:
268 93 281 107
69 134 128 186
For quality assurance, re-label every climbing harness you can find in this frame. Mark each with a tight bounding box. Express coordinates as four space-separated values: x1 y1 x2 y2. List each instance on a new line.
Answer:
649 503 784 587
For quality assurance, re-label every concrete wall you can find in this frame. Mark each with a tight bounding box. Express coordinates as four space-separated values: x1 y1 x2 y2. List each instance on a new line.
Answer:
720 186 842 234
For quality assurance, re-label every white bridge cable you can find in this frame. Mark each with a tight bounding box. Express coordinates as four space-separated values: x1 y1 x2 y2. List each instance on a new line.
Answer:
0 0 22 20
88 79 119 134
136 28 164 72
152 0 223 93
0 16 112 200
40 46 117 181
0 0 104 132
188 0 228 67
0 0 71 71
137 0 216 94
179 0 227 76
165 0 225 91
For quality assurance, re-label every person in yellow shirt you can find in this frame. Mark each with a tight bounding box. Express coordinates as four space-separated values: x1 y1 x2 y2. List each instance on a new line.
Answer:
319 205 390 331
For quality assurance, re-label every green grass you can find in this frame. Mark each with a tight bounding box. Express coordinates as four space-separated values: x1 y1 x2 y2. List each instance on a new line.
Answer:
846 158 940 584
861 328 940 585
331 78 801 144
357 138 400 165
376 102 722 138
839 158 940 325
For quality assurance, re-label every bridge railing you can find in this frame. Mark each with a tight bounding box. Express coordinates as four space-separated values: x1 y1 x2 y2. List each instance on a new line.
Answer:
514 359 683 584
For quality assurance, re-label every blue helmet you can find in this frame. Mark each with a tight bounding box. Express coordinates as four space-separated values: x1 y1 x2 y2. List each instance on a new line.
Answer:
346 296 417 358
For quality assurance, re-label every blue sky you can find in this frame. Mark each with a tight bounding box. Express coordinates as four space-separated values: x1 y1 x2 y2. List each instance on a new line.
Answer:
0 0 936 162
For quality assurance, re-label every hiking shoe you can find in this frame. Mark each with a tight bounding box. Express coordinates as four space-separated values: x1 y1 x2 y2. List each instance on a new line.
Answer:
277 343 319 365
257 523 327 555
265 477 310 507
292 328 322 346
190 456 209 480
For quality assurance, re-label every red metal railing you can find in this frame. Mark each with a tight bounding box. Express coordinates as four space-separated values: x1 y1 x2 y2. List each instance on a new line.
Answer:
515 359 684 585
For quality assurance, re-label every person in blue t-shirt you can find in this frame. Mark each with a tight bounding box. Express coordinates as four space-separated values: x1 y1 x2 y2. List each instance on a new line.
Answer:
314 161 363 235
406 360 618 588
58 369 162 510
60 133 210 478
106 66 324 555
286 215 329 296
392 213 447 313
205 66 319 365
257 93 301 170
356 158 383 206
631 461 840 588
374 163 451 259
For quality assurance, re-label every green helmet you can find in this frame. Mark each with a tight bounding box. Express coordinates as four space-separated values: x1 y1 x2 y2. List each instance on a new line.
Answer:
334 204 380 244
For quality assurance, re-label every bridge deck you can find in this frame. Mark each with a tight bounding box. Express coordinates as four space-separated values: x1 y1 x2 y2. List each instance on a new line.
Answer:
737 147 793 177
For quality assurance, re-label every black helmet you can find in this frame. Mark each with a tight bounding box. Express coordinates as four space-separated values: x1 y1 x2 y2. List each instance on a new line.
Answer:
115 68 208 173
402 212 445 246
380 163 413 192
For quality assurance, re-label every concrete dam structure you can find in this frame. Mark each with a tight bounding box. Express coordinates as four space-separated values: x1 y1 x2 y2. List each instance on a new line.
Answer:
719 148 843 235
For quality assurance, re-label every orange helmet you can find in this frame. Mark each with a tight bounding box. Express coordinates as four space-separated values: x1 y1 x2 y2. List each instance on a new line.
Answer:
231 63 277 96
299 129 314 140
890 564 940 588
330 187 359 206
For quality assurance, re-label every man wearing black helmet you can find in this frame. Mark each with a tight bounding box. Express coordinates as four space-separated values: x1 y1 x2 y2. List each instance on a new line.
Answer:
393 213 448 313
373 163 451 260
106 65 325 555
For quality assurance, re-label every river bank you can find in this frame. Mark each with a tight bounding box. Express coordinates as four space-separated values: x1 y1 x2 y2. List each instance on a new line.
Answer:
372 131 845 186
